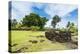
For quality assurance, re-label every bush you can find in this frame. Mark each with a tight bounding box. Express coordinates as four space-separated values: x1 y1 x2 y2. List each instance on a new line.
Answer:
20 26 31 30
11 26 31 30
30 26 40 31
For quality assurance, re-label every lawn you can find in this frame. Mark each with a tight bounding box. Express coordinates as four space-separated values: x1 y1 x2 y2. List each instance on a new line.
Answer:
9 30 73 53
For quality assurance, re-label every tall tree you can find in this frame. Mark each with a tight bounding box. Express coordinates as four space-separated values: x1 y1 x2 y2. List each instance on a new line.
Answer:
66 21 70 28
22 13 48 29
51 15 61 28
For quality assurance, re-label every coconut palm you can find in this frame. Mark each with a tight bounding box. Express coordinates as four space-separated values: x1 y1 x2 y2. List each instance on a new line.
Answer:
51 15 61 28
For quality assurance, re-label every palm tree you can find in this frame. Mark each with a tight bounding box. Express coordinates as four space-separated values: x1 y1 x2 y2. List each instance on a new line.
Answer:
66 21 70 28
66 21 76 32
51 15 61 28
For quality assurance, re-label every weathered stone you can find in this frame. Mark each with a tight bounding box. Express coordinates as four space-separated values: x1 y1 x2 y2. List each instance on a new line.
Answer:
45 30 72 43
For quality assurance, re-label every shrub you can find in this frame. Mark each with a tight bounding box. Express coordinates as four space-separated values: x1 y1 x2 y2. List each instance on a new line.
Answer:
30 26 40 31
20 26 31 30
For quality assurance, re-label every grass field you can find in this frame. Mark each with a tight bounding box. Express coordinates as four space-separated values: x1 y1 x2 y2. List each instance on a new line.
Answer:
9 30 74 53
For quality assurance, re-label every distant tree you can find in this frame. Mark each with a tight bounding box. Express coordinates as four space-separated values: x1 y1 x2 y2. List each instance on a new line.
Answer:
66 22 74 30
16 22 22 28
22 13 48 29
71 23 74 26
51 15 61 28
11 19 17 28
66 21 70 28
66 22 77 33
31 26 40 31
38 17 48 29
69 23 75 32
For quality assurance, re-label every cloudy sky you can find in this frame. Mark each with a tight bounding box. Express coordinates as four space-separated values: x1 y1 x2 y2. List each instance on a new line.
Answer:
10 1 78 28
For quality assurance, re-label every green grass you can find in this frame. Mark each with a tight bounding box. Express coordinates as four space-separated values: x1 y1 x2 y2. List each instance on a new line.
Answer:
9 30 73 53
11 31 44 44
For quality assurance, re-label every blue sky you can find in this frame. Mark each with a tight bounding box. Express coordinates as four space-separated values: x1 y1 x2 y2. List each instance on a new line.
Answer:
10 1 78 28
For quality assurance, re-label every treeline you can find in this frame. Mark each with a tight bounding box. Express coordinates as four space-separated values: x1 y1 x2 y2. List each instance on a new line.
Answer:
9 13 48 31
9 12 78 34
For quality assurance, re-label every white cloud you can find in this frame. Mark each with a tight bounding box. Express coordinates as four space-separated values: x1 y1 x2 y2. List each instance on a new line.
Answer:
45 4 77 17
44 19 52 28
11 1 45 21
12 1 34 21
11 2 77 28
45 4 77 28
12 1 33 14
12 8 22 22
12 9 17 19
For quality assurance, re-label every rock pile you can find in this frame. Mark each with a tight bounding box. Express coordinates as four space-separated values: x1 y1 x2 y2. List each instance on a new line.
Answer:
45 29 71 43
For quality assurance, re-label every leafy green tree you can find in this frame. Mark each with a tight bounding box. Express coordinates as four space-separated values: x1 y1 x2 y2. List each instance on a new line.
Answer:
22 13 48 29
69 23 76 32
38 17 48 29
51 15 61 28
66 22 74 31
22 13 40 27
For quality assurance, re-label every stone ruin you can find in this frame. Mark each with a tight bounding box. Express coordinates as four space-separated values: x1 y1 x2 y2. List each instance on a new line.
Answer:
45 29 72 43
